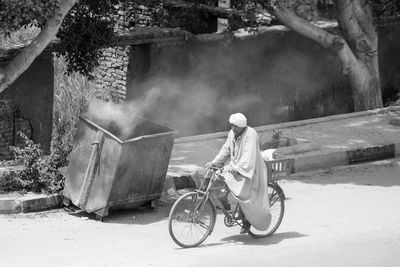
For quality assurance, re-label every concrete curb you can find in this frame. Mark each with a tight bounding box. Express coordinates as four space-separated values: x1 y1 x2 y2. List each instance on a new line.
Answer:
0 193 62 214
1 142 398 214
294 144 396 173
165 142 400 191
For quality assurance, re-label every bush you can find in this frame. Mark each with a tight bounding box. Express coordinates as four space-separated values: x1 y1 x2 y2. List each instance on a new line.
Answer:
271 130 283 142
0 132 65 194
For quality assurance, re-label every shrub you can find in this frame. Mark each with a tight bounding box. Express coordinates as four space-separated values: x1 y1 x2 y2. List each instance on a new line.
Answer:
0 132 65 194
271 130 283 142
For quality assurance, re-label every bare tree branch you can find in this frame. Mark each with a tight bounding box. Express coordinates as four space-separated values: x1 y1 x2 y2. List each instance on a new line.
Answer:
270 1 335 48
266 0 359 75
0 68 4 82
0 0 79 93
258 0 381 110
334 0 365 47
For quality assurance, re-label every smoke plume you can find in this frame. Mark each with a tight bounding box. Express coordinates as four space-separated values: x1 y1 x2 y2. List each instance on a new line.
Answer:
85 29 345 138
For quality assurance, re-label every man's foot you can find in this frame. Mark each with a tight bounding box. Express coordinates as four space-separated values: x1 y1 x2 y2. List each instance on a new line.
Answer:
240 219 251 234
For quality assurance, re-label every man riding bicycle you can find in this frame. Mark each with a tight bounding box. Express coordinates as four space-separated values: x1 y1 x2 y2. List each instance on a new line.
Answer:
206 113 271 234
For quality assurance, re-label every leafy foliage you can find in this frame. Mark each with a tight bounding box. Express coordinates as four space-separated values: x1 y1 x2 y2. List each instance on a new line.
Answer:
372 0 400 17
55 0 118 77
228 1 259 31
231 0 400 29
0 0 60 37
271 130 283 142
2 0 400 77
0 132 66 194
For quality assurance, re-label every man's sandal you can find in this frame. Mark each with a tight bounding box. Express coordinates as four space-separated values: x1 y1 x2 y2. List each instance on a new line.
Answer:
240 219 251 234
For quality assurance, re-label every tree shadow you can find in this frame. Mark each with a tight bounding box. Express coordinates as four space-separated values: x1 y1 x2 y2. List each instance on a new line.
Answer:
289 159 400 187
65 196 176 225
198 231 307 248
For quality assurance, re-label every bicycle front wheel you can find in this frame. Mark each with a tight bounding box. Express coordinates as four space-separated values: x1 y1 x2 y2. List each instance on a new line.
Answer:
248 181 285 238
168 192 216 248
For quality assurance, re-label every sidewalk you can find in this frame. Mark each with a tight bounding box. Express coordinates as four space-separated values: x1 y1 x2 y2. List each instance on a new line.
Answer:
166 106 400 191
2 106 400 214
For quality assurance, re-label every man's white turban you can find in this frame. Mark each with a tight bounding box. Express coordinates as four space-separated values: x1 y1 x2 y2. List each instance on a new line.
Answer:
229 113 247 128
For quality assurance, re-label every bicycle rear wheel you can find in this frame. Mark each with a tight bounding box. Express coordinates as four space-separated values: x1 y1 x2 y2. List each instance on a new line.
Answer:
248 181 285 238
168 192 216 248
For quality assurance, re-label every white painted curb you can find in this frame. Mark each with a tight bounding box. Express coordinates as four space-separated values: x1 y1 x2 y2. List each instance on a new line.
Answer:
0 193 61 214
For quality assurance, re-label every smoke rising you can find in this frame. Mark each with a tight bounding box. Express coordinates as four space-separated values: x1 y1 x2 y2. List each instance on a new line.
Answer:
83 86 165 140
85 29 346 138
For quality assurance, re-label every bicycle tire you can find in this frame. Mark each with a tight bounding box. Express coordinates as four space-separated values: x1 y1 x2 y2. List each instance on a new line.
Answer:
248 181 285 238
168 191 216 248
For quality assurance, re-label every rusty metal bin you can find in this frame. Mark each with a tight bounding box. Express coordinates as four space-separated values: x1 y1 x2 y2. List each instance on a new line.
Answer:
62 116 177 219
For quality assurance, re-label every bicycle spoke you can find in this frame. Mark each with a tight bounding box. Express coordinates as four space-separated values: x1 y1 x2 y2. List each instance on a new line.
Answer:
195 219 210 231
169 192 215 248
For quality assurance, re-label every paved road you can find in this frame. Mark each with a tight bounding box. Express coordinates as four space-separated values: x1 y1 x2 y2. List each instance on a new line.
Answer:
1 159 400 267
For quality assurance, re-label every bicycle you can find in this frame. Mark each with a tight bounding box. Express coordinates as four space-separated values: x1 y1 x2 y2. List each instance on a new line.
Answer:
168 159 293 248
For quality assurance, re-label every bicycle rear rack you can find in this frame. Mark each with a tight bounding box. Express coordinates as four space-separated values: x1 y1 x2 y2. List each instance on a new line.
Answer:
265 158 295 181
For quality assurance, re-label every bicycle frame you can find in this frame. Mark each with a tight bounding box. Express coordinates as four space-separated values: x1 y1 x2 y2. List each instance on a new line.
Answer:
182 167 219 233
168 163 288 247
196 167 245 229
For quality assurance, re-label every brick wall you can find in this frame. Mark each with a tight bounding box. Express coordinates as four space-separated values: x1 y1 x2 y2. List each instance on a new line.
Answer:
90 1 152 103
91 0 217 104
1 54 54 153
92 46 131 103
115 2 158 32
0 100 14 159
0 99 32 160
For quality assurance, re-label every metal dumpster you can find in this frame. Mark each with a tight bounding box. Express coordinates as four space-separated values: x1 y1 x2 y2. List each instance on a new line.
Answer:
62 115 177 219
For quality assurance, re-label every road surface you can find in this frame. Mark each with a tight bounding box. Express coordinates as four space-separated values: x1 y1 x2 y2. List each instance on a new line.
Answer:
1 159 400 267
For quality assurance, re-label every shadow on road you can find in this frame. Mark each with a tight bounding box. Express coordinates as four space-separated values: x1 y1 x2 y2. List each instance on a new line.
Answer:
66 197 175 225
105 203 172 225
201 231 307 248
290 159 400 187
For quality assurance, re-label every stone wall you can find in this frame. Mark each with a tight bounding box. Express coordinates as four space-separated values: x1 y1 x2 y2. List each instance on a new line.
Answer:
91 0 219 104
0 100 32 160
0 54 53 153
90 1 156 103
114 1 217 34
278 0 335 21
92 46 131 103
114 2 160 33
0 100 14 159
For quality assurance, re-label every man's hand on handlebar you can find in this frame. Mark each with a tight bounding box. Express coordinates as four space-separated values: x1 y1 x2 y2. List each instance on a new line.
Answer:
205 162 216 169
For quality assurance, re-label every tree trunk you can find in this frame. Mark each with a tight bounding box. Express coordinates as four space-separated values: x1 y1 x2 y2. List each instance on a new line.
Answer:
0 0 78 93
348 57 383 111
334 0 383 111
265 0 383 112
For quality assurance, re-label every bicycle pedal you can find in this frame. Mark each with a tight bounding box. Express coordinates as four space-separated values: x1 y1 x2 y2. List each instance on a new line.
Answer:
224 215 235 227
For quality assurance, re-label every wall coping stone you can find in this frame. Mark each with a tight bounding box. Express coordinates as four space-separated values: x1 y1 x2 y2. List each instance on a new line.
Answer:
175 106 400 144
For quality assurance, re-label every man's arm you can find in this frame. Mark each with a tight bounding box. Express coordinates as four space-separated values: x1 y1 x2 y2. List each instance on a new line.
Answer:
210 133 231 168
229 130 258 178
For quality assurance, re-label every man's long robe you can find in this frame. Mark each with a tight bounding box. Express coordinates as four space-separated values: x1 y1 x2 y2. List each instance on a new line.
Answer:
211 126 271 231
